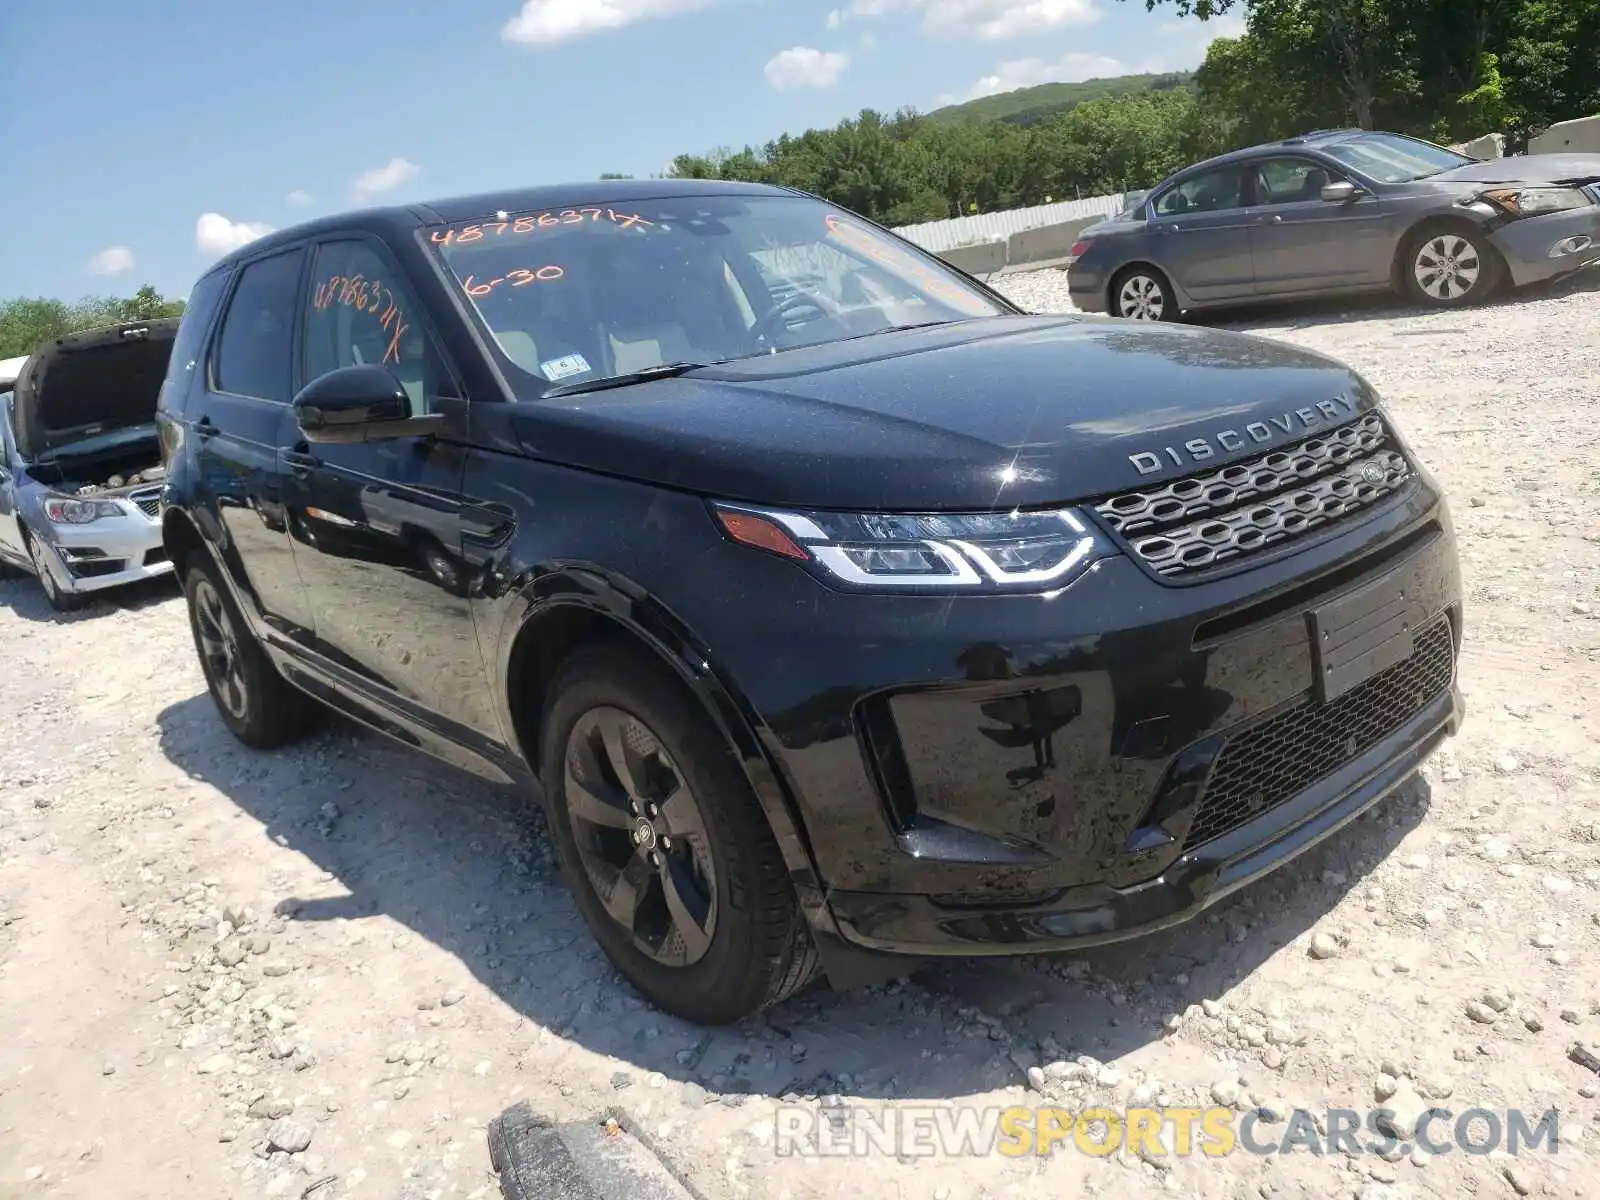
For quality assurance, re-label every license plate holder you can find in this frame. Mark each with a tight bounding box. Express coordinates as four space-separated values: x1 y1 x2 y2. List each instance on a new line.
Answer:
1308 573 1429 703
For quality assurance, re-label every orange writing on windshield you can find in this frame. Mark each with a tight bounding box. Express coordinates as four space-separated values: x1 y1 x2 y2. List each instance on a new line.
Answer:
431 208 653 246
461 266 565 298
313 273 409 364
824 214 976 309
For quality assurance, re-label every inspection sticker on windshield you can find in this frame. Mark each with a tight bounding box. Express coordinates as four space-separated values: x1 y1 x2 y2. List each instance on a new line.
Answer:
540 354 591 381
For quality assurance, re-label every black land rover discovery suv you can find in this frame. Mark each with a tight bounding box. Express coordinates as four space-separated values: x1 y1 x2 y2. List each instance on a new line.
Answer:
156 180 1464 1025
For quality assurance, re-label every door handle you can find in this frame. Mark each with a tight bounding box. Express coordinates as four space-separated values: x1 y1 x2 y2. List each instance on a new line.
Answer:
194 416 218 440
1260 214 1283 225
282 449 319 475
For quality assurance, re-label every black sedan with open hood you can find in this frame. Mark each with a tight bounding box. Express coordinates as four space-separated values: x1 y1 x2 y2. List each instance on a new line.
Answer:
0 320 178 610
156 180 1464 1024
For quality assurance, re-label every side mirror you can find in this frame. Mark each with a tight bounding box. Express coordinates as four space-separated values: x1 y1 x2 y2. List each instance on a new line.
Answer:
292 365 444 445
1320 181 1360 204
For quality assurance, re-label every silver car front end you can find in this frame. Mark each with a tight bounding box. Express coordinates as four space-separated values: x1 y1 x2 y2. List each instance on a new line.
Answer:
28 483 172 594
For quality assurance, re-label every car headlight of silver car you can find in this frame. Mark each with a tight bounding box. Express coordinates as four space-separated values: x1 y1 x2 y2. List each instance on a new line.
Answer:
711 502 1115 592
43 495 123 524
1480 186 1595 217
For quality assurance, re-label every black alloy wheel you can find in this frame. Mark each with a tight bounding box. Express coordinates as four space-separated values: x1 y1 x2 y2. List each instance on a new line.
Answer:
182 557 319 748
564 705 718 968
540 643 819 1024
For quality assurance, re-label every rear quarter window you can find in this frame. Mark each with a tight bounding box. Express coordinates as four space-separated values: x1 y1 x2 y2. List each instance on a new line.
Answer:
157 270 232 418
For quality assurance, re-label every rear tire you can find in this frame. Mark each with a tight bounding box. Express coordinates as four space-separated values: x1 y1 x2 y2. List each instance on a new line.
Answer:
1401 224 1503 308
183 556 319 748
23 531 89 613
1109 265 1178 321
540 642 818 1024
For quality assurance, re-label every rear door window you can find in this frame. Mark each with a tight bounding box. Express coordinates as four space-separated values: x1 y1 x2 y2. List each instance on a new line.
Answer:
212 249 306 402
158 269 231 417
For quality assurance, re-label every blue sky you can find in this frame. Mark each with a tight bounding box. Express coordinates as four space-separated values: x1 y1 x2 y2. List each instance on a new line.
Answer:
0 0 1239 301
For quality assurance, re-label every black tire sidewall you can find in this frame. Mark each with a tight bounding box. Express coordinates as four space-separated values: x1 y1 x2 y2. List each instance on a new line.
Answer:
183 558 313 748
539 645 798 1024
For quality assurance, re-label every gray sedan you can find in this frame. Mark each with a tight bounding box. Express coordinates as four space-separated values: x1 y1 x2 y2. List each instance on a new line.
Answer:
1067 129 1600 319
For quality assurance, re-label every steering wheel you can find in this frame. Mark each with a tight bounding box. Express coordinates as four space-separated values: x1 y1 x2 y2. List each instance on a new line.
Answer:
753 290 839 349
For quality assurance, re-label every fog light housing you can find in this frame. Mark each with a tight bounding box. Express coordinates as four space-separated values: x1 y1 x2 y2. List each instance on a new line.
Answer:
1550 234 1594 258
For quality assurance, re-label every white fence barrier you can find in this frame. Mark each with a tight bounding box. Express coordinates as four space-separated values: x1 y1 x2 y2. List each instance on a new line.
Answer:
891 192 1129 277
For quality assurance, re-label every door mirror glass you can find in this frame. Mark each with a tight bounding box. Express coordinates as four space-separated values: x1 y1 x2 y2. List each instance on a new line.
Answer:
292 365 442 444
1321 181 1360 204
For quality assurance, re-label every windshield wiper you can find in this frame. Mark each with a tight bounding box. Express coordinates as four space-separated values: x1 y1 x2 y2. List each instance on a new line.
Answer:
542 361 712 398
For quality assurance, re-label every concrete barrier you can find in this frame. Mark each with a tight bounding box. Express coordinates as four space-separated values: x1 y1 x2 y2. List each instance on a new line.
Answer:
1529 114 1600 156
1450 132 1505 160
1005 215 1106 270
935 238 1008 277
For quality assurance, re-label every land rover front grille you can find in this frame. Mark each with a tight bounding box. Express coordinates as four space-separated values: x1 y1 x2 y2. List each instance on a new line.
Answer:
1094 413 1412 580
1182 618 1454 851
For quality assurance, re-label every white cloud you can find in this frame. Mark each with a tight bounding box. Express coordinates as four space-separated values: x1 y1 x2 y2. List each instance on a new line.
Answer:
764 46 850 91
196 213 274 256
825 7 844 27
286 189 314 206
502 0 709 45
1140 11 1246 69
847 0 1099 41
941 51 1125 104
351 157 421 201
85 245 135 276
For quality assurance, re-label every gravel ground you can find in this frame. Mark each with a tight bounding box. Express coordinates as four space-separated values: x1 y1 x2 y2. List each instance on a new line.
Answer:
2 269 1598 1200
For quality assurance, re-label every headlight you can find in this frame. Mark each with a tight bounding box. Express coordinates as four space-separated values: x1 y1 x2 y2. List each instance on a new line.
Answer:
711 502 1114 592
1480 186 1593 216
44 495 123 524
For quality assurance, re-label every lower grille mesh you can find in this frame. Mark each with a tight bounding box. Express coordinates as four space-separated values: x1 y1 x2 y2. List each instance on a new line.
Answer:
1183 619 1454 851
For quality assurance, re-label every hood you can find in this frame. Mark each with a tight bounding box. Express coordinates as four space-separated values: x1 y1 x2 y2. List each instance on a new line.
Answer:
1425 153 1600 187
510 316 1382 511
12 319 179 461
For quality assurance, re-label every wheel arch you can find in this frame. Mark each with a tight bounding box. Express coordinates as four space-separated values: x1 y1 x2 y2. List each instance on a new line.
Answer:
161 506 210 583
498 569 828 896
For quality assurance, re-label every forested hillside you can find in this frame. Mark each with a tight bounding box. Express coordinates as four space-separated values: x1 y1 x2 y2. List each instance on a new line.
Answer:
668 0 1600 227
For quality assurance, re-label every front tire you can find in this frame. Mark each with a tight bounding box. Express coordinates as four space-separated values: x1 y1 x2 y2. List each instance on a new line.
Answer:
183 557 319 748
540 643 818 1024
1110 266 1177 321
1402 225 1503 308
23 532 89 612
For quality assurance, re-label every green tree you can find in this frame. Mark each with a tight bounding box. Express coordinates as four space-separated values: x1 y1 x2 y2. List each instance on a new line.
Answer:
0 286 187 359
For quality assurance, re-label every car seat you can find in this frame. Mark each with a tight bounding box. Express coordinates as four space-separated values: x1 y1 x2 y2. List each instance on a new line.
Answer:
1300 168 1331 201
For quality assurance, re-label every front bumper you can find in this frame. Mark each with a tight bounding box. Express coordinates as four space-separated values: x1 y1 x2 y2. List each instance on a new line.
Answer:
694 474 1463 959
33 507 172 594
830 678 1461 955
1488 202 1600 287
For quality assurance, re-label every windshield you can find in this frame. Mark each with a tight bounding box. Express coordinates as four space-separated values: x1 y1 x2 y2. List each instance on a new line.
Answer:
428 194 1009 391
1322 133 1472 183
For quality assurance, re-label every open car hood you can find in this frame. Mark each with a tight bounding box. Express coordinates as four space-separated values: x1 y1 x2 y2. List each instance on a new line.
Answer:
12 319 179 461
